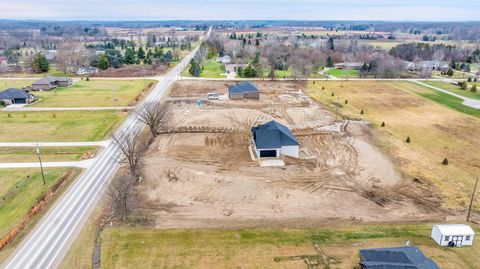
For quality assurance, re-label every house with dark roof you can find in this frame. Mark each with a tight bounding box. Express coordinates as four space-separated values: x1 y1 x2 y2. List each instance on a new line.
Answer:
251 120 299 158
359 246 439 269
228 81 259 100
0 88 37 105
31 75 72 91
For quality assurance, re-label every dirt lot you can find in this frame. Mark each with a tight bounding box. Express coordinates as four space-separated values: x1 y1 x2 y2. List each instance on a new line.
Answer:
133 81 444 229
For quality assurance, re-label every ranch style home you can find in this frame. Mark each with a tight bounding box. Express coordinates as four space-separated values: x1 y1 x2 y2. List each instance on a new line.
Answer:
31 75 72 91
0 88 37 105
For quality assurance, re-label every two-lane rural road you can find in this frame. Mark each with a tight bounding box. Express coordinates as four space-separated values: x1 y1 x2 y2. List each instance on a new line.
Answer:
2 28 210 269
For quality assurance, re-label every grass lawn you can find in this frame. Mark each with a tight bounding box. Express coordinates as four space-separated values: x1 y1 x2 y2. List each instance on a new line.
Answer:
424 81 480 100
306 81 480 209
0 168 81 240
183 60 227 78
31 80 156 107
0 147 97 162
0 79 35 90
0 111 126 142
325 68 359 78
98 224 479 268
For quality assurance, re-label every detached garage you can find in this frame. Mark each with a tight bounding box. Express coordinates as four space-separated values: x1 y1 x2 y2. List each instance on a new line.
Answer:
431 224 475 247
251 120 299 158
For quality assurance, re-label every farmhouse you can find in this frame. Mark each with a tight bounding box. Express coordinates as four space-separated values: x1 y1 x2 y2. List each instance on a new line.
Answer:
431 224 475 247
0 88 37 105
76 66 99 75
251 120 299 158
228 81 259 100
359 246 439 269
32 76 72 91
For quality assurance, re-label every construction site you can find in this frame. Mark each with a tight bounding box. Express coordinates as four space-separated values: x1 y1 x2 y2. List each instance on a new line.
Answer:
133 80 444 229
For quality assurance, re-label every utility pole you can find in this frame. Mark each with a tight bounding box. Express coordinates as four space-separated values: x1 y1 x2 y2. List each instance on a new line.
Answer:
467 177 479 222
35 143 46 185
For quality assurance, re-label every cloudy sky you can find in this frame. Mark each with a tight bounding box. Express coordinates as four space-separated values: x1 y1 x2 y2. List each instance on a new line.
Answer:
1 0 479 21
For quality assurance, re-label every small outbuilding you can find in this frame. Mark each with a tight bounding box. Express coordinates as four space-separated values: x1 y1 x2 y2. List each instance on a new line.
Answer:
251 120 299 158
431 224 475 247
228 81 259 100
359 246 439 269
0 88 37 105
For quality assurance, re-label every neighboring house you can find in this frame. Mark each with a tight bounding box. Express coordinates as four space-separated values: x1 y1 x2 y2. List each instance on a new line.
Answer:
225 63 247 74
0 88 37 105
431 224 475 247
31 76 72 91
76 66 99 75
359 246 439 269
228 81 260 100
334 62 364 70
216 55 231 64
251 120 300 158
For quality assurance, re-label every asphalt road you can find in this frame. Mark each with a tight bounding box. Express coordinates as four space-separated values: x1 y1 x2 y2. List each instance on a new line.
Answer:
2 28 209 269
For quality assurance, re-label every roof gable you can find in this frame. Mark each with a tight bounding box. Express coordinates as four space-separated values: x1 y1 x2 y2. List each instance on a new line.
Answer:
252 120 299 149
228 81 259 94
0 88 31 99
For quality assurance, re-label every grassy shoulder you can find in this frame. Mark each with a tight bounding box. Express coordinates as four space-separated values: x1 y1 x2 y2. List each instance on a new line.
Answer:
0 111 126 142
424 81 480 100
0 168 81 241
0 147 97 162
183 60 227 78
306 81 480 209
98 224 479 268
31 79 156 107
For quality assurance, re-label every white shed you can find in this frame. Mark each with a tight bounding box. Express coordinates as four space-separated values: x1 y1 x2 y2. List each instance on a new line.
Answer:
431 224 475 247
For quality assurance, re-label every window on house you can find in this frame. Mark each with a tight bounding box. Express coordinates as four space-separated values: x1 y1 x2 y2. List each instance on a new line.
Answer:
466 236 471 241
444 236 450 241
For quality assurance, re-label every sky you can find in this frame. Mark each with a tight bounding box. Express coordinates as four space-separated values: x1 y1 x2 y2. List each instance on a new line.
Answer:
1 0 480 21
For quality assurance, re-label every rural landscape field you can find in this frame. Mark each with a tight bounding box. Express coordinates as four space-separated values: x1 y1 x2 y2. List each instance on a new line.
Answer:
1 1 480 269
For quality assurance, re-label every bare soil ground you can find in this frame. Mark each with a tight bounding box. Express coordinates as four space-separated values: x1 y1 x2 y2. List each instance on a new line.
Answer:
133 81 444 229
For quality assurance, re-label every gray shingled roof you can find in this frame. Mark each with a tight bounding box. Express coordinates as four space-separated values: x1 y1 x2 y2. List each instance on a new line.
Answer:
251 120 299 149
359 246 439 269
228 81 259 94
0 88 32 100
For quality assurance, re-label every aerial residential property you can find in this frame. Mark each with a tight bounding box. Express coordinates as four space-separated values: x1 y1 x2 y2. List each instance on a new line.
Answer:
0 1 480 269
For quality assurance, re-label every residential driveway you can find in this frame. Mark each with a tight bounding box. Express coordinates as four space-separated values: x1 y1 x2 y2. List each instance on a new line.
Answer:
412 80 480 109
2 106 134 112
0 140 110 147
0 159 94 169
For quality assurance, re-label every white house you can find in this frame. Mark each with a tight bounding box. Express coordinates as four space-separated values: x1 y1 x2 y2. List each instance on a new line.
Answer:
76 66 99 75
216 55 231 64
251 120 299 158
431 224 475 247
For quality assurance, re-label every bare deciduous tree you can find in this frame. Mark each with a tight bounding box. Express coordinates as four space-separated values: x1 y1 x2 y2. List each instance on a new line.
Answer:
107 174 132 221
133 102 171 138
112 131 147 181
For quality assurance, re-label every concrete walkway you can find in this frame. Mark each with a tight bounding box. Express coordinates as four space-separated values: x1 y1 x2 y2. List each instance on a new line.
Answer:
2 106 134 112
411 80 480 109
0 140 110 147
0 159 94 169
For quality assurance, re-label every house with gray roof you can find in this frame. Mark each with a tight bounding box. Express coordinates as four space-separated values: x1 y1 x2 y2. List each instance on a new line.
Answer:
251 120 299 158
0 88 37 105
31 75 72 91
228 81 259 100
359 246 439 269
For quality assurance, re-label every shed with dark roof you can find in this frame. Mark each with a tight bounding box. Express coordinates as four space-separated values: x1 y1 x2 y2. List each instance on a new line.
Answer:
251 120 299 158
228 81 259 100
359 246 439 269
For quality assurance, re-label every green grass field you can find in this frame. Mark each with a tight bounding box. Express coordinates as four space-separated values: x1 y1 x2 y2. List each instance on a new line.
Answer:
183 60 227 78
0 168 80 240
0 80 35 90
424 81 480 100
98 224 479 268
325 68 360 78
0 111 126 142
0 147 97 162
31 80 156 107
